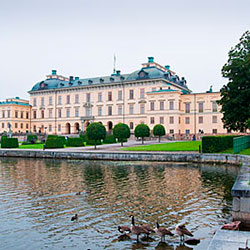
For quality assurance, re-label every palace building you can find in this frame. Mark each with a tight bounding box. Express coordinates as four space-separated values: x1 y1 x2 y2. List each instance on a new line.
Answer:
1 57 226 136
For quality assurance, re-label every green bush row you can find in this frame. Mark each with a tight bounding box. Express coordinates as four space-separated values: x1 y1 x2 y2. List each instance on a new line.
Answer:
27 134 38 143
202 135 239 153
66 137 84 147
1 136 19 148
103 134 117 144
45 135 65 149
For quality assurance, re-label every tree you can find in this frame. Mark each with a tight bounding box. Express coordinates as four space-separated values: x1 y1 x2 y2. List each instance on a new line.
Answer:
153 124 166 142
86 122 106 149
218 31 250 132
113 123 130 147
246 118 250 132
134 124 150 144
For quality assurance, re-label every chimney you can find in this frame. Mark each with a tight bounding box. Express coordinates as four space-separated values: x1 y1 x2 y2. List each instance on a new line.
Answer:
75 77 79 80
148 57 154 63
52 70 57 75
165 65 170 70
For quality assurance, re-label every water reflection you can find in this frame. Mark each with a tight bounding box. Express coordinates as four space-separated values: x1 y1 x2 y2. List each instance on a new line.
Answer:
0 158 238 250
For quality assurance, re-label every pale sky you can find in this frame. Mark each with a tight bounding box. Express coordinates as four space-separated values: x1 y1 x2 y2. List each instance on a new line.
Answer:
0 0 249 100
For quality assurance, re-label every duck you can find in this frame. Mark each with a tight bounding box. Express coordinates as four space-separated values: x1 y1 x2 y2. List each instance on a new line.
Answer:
130 215 149 242
71 214 78 221
175 224 193 242
76 192 81 195
140 223 155 238
118 225 131 234
154 222 174 242
221 221 241 230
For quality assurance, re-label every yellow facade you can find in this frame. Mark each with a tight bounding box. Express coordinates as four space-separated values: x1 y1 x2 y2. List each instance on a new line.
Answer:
0 97 31 134
28 58 227 136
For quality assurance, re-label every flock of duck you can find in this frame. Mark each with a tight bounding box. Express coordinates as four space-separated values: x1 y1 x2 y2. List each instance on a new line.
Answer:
118 215 199 245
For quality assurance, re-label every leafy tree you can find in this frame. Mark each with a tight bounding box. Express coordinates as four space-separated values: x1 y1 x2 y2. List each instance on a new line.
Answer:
153 124 166 142
86 122 106 149
218 31 250 132
113 123 130 146
246 118 250 132
134 124 150 144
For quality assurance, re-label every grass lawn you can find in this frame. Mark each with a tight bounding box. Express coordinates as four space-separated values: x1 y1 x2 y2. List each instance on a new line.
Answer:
123 141 201 151
220 147 250 155
19 144 44 149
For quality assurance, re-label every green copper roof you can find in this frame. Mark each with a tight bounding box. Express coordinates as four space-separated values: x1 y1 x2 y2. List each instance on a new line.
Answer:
147 89 179 94
0 101 31 106
30 65 189 93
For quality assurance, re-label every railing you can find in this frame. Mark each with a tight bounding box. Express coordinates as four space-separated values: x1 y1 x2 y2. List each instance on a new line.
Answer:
233 135 250 153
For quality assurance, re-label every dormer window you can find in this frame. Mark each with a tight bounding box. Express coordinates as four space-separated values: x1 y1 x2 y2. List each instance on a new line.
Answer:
78 81 82 85
40 81 45 89
137 70 148 79
60 83 64 86
110 77 114 82
100 78 104 83
88 80 93 84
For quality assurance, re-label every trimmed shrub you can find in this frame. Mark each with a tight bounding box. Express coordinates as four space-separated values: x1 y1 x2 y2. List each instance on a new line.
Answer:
1 137 19 148
27 134 38 143
202 135 239 153
66 137 84 147
134 124 150 144
113 123 130 146
47 135 66 145
45 136 65 149
86 122 106 149
80 133 88 142
103 134 117 144
153 124 166 142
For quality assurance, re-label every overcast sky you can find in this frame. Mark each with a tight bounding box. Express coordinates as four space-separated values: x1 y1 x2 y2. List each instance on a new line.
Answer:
0 0 249 100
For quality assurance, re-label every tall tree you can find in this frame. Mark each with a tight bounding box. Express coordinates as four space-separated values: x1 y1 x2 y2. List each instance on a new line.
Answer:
113 123 130 147
218 31 250 132
86 122 106 149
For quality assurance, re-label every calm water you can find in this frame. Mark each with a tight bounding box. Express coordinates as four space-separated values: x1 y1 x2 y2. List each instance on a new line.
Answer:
0 158 239 250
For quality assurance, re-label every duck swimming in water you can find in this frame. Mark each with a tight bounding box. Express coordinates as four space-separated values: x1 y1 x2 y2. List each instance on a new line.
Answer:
154 222 174 242
175 224 193 242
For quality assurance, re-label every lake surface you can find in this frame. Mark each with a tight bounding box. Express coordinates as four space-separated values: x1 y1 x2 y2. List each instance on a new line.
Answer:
0 158 239 250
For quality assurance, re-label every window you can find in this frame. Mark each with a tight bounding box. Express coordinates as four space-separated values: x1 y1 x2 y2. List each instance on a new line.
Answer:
198 116 203 124
66 95 70 104
49 124 52 132
58 109 62 118
160 101 164 110
20 111 23 119
2 123 4 128
108 106 112 116
160 117 164 124
140 89 145 99
41 97 44 106
58 96 62 105
58 124 61 132
169 129 174 134
98 107 102 116
86 93 90 102
150 117 155 124
33 125 36 132
75 94 79 104
33 98 37 106
185 117 190 124
75 108 79 117
15 111 18 118
49 109 53 118
108 91 112 101
169 101 174 110
15 123 18 128
26 112 29 119
185 103 190 113
129 104 134 114
212 129 217 134
150 102 155 111
41 110 44 119
198 102 204 113
169 116 174 124
86 107 91 116
98 92 102 102
186 129 190 134
118 90 122 101
130 122 134 129
2 111 5 118
140 104 145 114
49 96 53 105
26 124 28 129
66 108 70 117
129 89 134 99
33 111 36 119
118 105 122 115
212 116 217 123
179 117 181 124
212 101 218 112
7 110 10 118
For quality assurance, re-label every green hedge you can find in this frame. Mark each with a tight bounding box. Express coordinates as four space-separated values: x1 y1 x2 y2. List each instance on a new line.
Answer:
103 134 117 144
45 136 65 149
66 137 84 147
202 135 238 153
1 137 19 148
80 133 87 142
27 134 38 143
47 135 66 145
